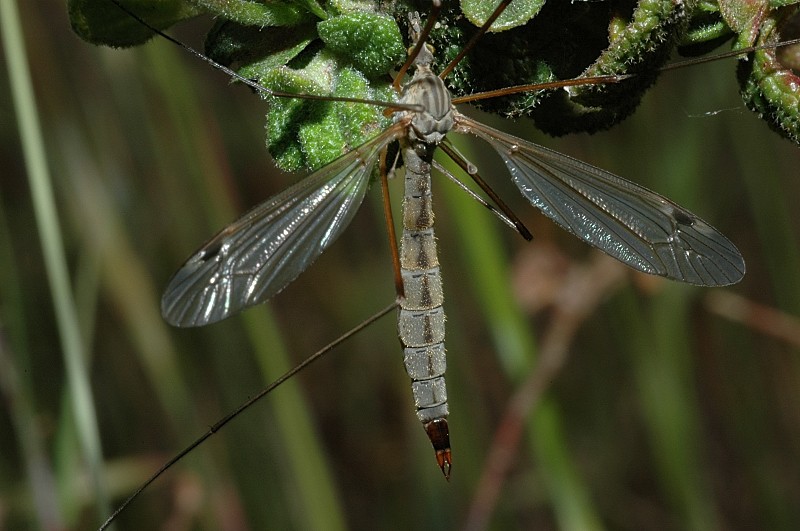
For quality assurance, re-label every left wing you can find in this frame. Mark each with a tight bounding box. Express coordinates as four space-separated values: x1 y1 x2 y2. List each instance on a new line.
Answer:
162 127 399 327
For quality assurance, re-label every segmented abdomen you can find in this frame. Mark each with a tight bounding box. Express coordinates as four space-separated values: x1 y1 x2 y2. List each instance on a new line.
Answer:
397 146 449 430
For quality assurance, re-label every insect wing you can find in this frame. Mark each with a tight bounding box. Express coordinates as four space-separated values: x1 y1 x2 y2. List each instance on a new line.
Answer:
162 129 399 327
455 115 745 286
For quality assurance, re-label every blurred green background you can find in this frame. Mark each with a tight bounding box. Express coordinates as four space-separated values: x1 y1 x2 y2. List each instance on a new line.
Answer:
2 0 800 529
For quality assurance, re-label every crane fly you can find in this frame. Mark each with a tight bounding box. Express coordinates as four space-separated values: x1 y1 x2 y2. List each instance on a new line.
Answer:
157 6 745 479
94 0 800 527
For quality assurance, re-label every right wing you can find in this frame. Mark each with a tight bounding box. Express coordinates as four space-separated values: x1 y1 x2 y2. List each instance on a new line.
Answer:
455 114 745 286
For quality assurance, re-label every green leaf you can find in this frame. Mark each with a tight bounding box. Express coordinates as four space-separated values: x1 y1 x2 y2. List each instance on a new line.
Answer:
204 21 316 79
719 0 768 47
317 12 405 78
260 51 393 171
191 0 315 26
68 0 201 47
328 0 388 16
288 0 328 20
565 0 690 113
738 14 800 144
460 0 545 31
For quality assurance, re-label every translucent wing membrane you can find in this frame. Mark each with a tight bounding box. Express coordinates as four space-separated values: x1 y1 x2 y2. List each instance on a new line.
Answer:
455 115 745 286
162 127 401 327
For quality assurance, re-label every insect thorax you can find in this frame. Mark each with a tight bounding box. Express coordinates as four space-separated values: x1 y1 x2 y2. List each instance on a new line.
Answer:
396 65 455 153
